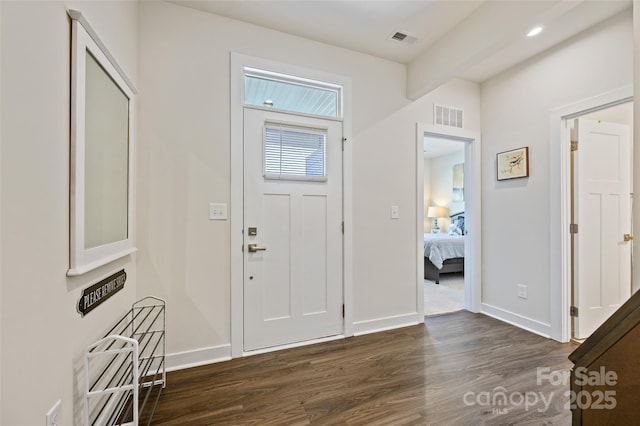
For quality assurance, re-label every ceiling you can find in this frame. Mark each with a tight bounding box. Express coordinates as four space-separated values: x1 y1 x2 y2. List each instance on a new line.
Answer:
171 0 631 85
423 136 465 159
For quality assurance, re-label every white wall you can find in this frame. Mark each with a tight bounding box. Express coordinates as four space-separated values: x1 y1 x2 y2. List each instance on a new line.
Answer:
428 150 465 233
353 80 479 323
137 1 481 358
423 157 432 231
480 10 633 333
0 2 138 425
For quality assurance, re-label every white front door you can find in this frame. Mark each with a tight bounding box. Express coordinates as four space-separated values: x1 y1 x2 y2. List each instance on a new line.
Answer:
574 118 632 339
243 108 343 351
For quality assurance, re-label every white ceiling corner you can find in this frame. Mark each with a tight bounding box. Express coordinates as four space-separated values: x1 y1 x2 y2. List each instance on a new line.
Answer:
169 0 632 96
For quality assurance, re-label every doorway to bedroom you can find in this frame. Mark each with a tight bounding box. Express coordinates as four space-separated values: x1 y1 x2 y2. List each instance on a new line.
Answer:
416 124 481 320
423 135 466 316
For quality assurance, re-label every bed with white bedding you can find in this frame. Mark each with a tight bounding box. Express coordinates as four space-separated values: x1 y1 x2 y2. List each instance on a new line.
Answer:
424 212 465 284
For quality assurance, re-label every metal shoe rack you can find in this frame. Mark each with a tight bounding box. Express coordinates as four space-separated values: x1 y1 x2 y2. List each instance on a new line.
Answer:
84 296 166 425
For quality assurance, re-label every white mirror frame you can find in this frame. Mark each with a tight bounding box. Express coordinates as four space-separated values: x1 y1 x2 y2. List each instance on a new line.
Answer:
67 10 137 276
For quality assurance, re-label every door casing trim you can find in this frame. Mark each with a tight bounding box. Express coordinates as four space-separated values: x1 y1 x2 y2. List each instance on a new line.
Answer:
230 53 353 357
416 124 482 318
549 85 632 342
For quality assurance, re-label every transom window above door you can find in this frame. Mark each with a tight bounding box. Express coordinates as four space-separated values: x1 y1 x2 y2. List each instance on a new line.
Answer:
244 67 342 118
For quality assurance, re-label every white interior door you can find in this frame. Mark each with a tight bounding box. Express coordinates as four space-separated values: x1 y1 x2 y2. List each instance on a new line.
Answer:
574 118 631 339
243 108 343 351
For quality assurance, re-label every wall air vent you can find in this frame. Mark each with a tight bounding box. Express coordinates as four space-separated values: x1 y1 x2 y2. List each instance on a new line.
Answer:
434 104 464 129
388 31 418 46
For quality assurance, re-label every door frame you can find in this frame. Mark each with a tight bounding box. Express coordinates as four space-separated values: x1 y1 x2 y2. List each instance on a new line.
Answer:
571 117 632 339
230 53 353 357
416 124 482 317
549 85 632 342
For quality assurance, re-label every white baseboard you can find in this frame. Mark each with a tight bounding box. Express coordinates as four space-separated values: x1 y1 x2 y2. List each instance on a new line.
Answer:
482 303 551 338
352 313 420 336
242 334 345 357
165 344 231 372
166 314 421 371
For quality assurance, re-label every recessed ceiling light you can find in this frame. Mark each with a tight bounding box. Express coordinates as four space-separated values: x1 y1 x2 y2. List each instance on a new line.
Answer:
527 26 543 37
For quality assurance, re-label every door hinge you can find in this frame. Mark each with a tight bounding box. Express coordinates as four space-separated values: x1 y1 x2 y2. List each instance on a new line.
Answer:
570 306 579 317
342 137 347 151
571 141 578 152
569 224 578 234
342 304 345 318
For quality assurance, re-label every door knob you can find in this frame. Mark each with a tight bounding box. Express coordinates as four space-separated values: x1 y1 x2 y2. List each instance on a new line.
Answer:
624 234 634 242
248 243 267 252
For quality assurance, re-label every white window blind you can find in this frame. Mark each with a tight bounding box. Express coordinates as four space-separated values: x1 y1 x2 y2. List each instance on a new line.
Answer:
264 124 327 181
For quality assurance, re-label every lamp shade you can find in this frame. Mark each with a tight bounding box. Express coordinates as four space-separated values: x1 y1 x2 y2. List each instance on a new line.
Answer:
427 206 449 218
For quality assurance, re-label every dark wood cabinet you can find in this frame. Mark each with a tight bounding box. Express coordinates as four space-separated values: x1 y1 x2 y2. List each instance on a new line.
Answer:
568 291 640 424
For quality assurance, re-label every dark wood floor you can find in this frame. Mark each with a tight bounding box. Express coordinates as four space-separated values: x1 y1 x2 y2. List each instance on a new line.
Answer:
144 311 577 425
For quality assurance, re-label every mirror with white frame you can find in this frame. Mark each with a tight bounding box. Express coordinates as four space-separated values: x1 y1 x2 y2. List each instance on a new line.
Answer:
68 10 137 276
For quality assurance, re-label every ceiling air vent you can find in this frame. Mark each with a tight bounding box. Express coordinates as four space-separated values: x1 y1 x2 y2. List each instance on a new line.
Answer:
392 32 407 41
434 104 464 129
388 31 418 46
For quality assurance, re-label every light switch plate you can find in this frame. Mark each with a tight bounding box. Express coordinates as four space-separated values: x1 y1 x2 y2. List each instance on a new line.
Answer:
391 205 399 219
209 203 228 220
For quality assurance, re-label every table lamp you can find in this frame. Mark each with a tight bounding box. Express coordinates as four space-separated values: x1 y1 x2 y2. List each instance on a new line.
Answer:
427 206 449 233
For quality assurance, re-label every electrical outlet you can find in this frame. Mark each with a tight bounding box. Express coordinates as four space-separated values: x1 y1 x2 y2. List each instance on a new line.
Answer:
517 284 528 299
46 400 61 426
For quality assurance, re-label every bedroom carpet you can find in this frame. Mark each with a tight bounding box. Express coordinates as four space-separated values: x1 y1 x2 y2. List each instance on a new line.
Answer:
424 272 464 316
